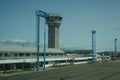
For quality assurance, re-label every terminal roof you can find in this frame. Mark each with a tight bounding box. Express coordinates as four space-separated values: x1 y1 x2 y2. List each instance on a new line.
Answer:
0 45 64 54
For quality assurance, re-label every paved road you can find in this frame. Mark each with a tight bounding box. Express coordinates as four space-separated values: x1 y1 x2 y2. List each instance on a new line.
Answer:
1 62 120 80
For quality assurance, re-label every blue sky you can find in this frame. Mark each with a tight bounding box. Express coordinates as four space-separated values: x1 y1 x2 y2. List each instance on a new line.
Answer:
0 0 120 52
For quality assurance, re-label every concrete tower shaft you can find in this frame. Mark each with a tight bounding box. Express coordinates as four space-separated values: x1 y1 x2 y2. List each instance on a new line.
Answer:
46 13 62 49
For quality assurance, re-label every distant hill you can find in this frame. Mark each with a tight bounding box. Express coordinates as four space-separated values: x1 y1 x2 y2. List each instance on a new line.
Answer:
0 39 35 47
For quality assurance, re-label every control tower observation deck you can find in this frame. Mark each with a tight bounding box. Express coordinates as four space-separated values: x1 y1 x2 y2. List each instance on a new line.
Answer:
46 13 62 49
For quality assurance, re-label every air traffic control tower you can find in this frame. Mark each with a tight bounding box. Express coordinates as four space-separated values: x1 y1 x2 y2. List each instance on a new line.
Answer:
46 13 62 49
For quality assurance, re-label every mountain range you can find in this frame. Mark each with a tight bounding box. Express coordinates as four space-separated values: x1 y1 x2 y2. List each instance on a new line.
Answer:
0 39 36 47
0 39 84 51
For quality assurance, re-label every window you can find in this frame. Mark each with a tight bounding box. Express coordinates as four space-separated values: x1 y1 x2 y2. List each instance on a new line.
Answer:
25 53 30 56
14 53 18 57
3 53 11 57
0 53 3 57
19 53 24 56
31 53 35 56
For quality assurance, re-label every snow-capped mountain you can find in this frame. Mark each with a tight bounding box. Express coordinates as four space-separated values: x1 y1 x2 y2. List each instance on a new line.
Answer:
0 39 36 47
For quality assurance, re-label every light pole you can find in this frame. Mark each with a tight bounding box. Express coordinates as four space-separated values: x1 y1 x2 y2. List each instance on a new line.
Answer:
36 11 40 71
91 30 96 63
43 21 46 71
35 10 48 71
114 38 117 59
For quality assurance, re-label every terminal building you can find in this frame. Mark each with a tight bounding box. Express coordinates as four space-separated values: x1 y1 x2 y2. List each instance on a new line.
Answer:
0 12 92 71
0 45 92 71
